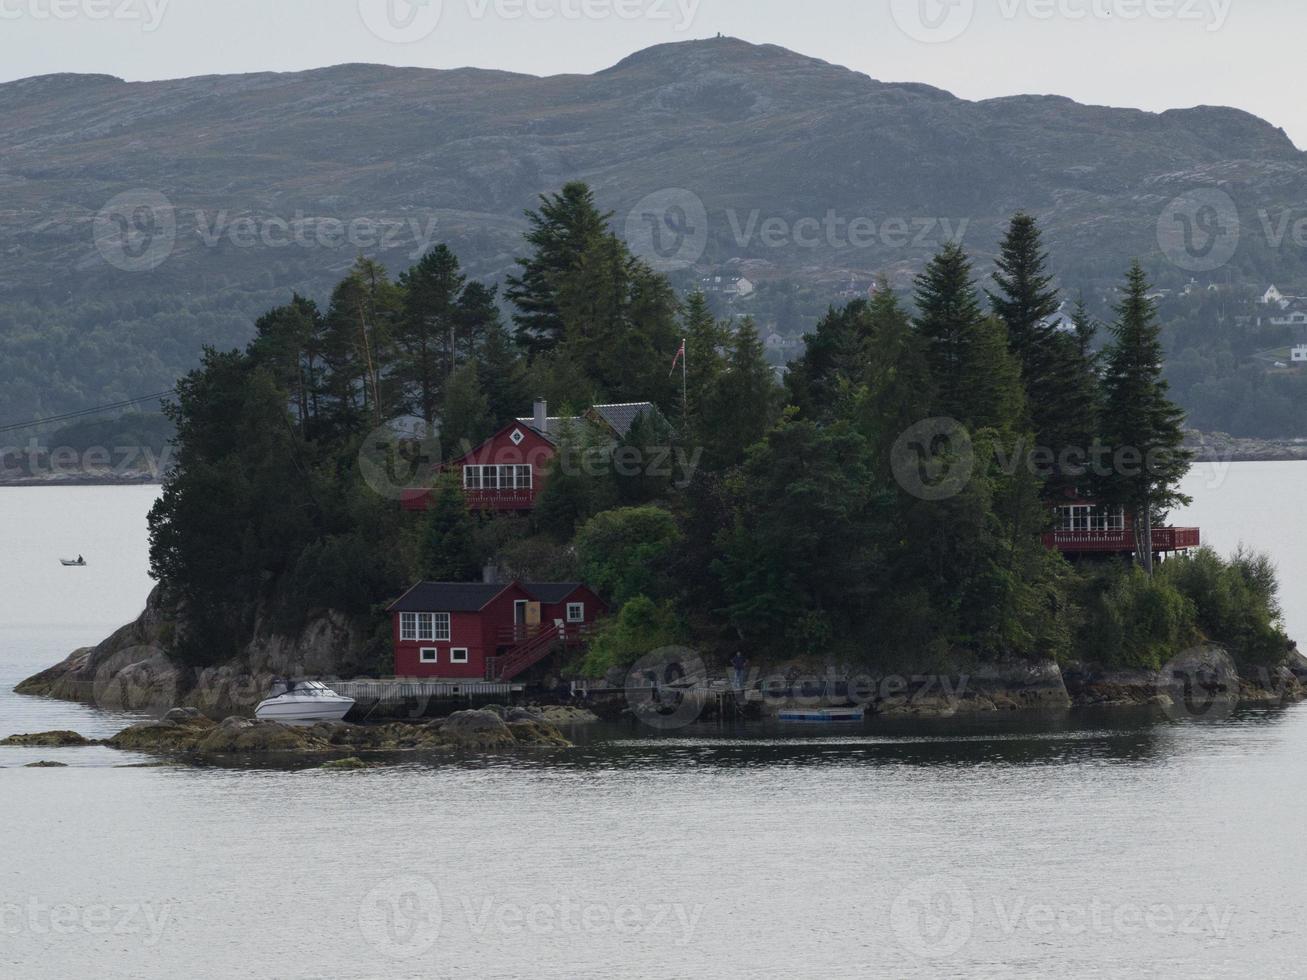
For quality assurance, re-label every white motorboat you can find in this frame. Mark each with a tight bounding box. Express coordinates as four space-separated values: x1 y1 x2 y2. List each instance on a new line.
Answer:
255 679 355 725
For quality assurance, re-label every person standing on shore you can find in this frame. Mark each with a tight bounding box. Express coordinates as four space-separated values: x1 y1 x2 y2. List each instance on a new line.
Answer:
731 652 748 691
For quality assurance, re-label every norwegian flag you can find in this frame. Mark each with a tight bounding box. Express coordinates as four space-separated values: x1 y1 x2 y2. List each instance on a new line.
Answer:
669 339 686 377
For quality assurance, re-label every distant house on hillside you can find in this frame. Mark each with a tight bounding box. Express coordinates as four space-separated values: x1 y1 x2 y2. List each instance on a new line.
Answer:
401 399 667 513
1262 285 1288 307
1292 345 1307 364
1039 304 1078 334
701 274 755 299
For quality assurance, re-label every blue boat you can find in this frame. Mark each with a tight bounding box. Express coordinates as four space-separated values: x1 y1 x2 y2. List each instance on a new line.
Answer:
776 708 865 723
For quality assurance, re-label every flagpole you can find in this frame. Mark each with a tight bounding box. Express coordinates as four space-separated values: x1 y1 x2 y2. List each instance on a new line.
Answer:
682 337 688 421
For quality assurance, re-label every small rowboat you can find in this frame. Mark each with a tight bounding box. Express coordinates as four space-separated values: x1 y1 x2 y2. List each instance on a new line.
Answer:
777 708 865 724
60 558 88 567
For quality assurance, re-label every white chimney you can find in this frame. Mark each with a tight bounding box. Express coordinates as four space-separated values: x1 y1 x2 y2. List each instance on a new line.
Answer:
533 398 548 435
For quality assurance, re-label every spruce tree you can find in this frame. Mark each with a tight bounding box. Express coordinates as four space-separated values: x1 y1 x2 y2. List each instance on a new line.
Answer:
914 242 986 425
397 244 467 426
785 299 874 420
1099 262 1193 575
419 470 481 581
505 182 610 354
440 363 493 460
989 213 1060 380
699 317 780 469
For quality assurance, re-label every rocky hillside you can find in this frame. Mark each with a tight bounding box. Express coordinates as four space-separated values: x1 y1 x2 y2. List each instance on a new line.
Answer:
3 36 1305 420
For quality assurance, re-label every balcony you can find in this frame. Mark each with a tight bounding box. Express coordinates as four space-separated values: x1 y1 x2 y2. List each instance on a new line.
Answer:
1043 526 1201 554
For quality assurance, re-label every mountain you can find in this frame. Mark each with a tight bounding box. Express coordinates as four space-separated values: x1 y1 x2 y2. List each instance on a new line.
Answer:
2 37 1305 424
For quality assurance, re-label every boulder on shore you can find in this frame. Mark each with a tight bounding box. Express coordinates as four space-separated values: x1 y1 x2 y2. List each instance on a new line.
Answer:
2 731 95 747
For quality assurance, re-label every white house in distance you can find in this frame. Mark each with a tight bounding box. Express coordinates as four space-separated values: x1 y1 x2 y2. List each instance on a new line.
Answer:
1292 345 1307 364
1262 285 1288 307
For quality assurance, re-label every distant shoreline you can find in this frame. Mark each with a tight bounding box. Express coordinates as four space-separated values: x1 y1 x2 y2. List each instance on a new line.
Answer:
0 473 163 488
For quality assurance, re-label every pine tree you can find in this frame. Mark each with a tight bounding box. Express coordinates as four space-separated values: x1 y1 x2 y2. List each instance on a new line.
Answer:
397 244 467 426
914 243 987 425
989 213 1060 383
419 470 481 581
1099 262 1193 575
505 182 610 354
682 291 729 432
699 317 780 469
441 363 493 460
478 319 529 425
785 300 874 420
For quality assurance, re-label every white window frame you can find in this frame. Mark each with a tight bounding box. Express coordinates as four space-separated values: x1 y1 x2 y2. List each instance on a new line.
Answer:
450 648 469 664
415 612 451 642
420 648 438 664
567 602 585 623
400 612 418 641
463 465 482 490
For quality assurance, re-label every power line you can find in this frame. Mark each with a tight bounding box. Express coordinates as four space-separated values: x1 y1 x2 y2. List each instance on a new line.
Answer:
0 389 176 436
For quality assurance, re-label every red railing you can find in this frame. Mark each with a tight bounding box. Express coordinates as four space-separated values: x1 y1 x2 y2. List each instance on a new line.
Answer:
485 624 594 681
1043 527 1200 554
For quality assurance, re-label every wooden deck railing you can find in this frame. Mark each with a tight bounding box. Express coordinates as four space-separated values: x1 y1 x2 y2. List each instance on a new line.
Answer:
1043 526 1201 554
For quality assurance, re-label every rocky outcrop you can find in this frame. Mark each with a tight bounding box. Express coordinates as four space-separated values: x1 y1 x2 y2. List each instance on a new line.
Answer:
1 731 93 747
16 588 371 717
1063 645 1255 714
15 586 181 711
75 710 575 761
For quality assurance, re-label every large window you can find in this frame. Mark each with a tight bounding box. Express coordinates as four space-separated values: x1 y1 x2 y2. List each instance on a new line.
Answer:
463 465 532 491
409 612 451 642
1056 506 1125 532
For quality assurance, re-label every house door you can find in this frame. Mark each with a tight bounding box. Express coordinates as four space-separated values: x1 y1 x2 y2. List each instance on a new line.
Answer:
525 603 542 627
515 600 528 626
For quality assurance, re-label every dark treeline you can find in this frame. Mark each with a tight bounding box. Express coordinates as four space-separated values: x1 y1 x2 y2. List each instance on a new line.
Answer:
147 185 1291 677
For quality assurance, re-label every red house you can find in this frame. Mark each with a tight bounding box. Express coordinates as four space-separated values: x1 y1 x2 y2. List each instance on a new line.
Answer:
401 399 664 513
388 580 606 681
1043 498 1200 559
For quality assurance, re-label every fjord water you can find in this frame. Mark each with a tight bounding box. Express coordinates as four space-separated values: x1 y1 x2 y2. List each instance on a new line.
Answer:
2 464 1306 979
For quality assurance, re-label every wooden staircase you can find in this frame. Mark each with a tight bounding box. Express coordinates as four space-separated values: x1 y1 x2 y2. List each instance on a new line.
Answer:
488 624 585 682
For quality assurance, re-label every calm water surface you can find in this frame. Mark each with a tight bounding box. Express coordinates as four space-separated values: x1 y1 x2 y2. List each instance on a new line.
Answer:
2 467 1305 979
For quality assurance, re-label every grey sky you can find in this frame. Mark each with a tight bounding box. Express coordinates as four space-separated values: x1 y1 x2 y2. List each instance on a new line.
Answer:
2 0 1301 147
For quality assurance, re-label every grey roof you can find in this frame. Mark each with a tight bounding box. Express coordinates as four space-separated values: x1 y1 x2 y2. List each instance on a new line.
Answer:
589 402 660 437
388 583 509 613
515 416 584 439
388 581 590 612
524 583 585 604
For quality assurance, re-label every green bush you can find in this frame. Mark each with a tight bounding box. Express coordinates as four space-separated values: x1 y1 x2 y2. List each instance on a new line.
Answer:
577 595 684 678
1071 563 1197 670
1158 546 1288 669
